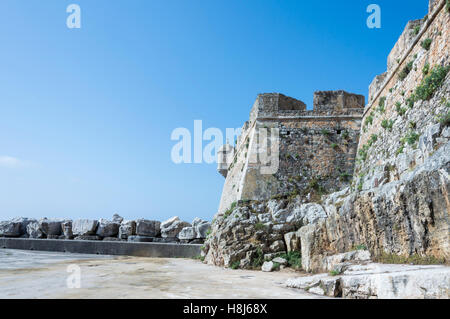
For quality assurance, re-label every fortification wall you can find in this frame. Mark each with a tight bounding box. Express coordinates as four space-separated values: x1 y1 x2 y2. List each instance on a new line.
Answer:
354 0 449 191
217 91 365 214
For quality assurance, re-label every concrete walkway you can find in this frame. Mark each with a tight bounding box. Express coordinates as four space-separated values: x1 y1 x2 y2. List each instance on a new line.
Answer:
0 249 324 299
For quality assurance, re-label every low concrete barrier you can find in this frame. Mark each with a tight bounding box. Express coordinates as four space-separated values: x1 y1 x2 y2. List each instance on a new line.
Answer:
0 238 202 258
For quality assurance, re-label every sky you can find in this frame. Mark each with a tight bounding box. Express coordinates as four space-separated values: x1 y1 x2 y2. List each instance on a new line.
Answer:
0 0 429 222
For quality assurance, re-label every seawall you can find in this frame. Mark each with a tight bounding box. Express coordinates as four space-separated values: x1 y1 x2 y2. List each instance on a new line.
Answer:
0 238 202 258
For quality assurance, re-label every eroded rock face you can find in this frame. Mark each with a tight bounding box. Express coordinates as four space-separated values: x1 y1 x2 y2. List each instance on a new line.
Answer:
204 199 315 269
286 262 450 299
299 143 450 272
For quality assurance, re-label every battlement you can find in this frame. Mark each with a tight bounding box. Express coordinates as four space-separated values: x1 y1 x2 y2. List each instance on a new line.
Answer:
250 91 365 122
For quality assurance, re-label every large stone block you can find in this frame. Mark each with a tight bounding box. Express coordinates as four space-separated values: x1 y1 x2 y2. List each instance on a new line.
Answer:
119 220 136 239
136 219 161 237
0 220 22 237
72 219 99 236
96 219 120 238
178 227 196 240
161 216 191 238
39 218 63 236
27 221 45 239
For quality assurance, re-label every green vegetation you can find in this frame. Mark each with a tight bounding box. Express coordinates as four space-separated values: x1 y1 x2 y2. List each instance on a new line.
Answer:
377 253 446 265
339 172 352 182
377 96 386 114
277 251 302 269
367 134 378 146
330 143 338 149
252 248 265 269
230 261 240 270
381 119 394 131
364 111 375 127
438 111 450 126
358 144 369 162
321 129 330 135
406 95 416 109
395 102 407 116
447 0 450 13
224 202 238 219
354 244 368 250
398 60 414 81
396 144 405 156
357 172 365 191
193 255 205 262
408 121 416 129
421 38 432 51
341 130 349 139
404 131 420 146
329 269 343 276
414 65 450 101
254 222 266 231
422 63 430 75
413 25 420 36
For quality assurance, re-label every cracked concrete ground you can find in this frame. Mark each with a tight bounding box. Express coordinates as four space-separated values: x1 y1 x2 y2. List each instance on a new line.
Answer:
0 249 325 299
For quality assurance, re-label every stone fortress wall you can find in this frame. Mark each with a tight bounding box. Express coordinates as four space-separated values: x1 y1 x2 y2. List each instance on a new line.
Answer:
217 91 365 214
355 0 449 190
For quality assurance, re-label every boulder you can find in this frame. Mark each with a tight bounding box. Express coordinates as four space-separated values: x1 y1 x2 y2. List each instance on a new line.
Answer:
11 217 36 236
192 218 211 238
273 257 288 265
119 220 136 239
72 219 99 236
112 213 124 224
39 218 63 236
284 231 301 253
161 216 191 238
136 219 161 237
26 222 45 239
62 221 73 239
96 218 120 238
270 240 286 253
262 261 278 272
178 226 196 240
0 220 22 237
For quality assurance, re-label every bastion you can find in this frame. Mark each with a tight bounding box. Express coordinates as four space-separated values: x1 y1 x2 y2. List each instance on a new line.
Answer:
217 90 365 213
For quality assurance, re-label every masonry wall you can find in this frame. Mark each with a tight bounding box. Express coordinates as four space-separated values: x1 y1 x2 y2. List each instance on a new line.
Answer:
354 0 450 191
218 92 364 213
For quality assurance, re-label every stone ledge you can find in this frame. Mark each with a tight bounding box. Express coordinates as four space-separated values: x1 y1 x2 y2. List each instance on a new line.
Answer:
0 238 201 258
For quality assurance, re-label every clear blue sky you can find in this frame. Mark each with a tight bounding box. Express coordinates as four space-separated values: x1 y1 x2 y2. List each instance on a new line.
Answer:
0 0 428 222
